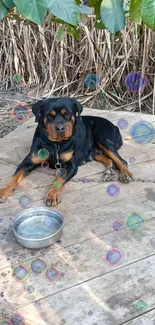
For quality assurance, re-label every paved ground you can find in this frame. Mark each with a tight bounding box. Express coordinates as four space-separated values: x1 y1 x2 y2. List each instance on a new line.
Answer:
1 108 155 325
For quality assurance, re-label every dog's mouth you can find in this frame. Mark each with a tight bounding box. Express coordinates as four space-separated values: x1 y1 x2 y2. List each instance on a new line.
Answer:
45 122 73 142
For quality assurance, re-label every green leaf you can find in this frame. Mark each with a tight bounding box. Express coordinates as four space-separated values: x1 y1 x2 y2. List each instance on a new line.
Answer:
95 0 105 29
13 0 47 25
56 26 65 40
140 0 155 30
0 0 8 19
88 0 97 6
78 4 92 14
48 0 79 26
51 17 66 24
123 1 129 17
100 0 125 33
95 19 105 29
129 0 142 24
2 0 14 8
67 24 79 39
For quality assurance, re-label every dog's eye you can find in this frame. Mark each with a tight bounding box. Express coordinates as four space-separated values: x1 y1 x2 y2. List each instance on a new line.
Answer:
47 115 53 122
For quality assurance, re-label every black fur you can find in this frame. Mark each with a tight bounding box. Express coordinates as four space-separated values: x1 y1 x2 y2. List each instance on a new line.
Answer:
14 97 127 195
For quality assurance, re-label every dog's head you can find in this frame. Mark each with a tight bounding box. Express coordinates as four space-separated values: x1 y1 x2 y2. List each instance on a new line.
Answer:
32 97 83 142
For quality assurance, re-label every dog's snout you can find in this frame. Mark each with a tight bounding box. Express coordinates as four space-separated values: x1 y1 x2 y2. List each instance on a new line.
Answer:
56 123 66 132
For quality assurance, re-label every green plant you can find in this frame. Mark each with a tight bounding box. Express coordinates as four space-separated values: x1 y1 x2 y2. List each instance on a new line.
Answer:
0 0 155 33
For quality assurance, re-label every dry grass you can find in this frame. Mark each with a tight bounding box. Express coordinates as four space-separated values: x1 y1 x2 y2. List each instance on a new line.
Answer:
0 16 154 113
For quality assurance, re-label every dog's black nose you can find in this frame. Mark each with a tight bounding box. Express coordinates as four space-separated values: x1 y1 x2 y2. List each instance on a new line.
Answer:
56 124 66 131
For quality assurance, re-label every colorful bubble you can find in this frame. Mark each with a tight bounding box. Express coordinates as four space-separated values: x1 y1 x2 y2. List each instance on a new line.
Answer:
27 286 34 293
106 184 120 197
45 267 60 281
13 74 23 84
84 74 100 89
88 311 93 316
106 248 123 266
10 313 25 325
117 119 128 129
0 320 10 325
12 265 29 282
125 72 147 92
126 213 144 231
113 220 123 231
136 300 148 310
41 161 49 169
11 103 30 122
56 168 67 178
53 180 62 188
37 149 49 161
130 121 154 145
81 177 89 183
129 157 136 164
19 194 32 209
30 257 48 275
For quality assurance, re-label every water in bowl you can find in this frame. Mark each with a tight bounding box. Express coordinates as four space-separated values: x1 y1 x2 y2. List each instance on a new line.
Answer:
17 215 60 239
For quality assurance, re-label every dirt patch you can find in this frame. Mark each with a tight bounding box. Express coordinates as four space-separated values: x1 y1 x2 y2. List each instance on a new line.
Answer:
0 90 34 138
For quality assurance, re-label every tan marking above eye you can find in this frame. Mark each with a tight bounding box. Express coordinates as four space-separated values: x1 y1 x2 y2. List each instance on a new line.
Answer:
61 109 67 115
50 111 56 117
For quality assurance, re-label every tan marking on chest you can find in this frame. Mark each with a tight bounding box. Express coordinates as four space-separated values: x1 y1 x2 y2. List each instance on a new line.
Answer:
31 155 45 164
60 151 74 162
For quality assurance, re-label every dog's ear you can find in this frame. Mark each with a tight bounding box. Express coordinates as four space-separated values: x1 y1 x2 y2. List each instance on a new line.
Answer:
71 98 83 118
32 100 44 122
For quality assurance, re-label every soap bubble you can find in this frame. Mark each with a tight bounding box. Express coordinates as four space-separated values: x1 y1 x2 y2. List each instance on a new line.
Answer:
126 212 145 231
45 267 60 281
84 74 100 89
117 119 128 129
107 184 120 197
19 194 32 209
12 265 29 282
130 121 154 144
37 149 49 161
10 313 25 325
125 72 146 92
30 257 48 275
11 103 30 122
106 248 123 266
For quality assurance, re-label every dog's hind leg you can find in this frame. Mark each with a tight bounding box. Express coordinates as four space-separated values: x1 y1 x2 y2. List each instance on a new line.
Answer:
97 142 133 183
94 153 116 181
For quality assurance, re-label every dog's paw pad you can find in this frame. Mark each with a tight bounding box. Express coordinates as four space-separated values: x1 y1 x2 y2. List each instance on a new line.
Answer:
120 170 133 183
45 188 62 207
103 168 116 181
0 187 12 203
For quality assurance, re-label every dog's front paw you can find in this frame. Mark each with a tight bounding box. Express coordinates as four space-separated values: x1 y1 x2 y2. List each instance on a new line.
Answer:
0 186 12 203
103 168 116 181
45 187 62 207
120 169 133 183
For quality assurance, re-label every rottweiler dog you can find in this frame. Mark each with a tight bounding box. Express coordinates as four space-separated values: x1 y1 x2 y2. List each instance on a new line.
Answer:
0 97 133 206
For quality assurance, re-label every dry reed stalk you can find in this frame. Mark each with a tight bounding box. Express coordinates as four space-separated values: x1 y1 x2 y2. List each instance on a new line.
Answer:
0 17 154 112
